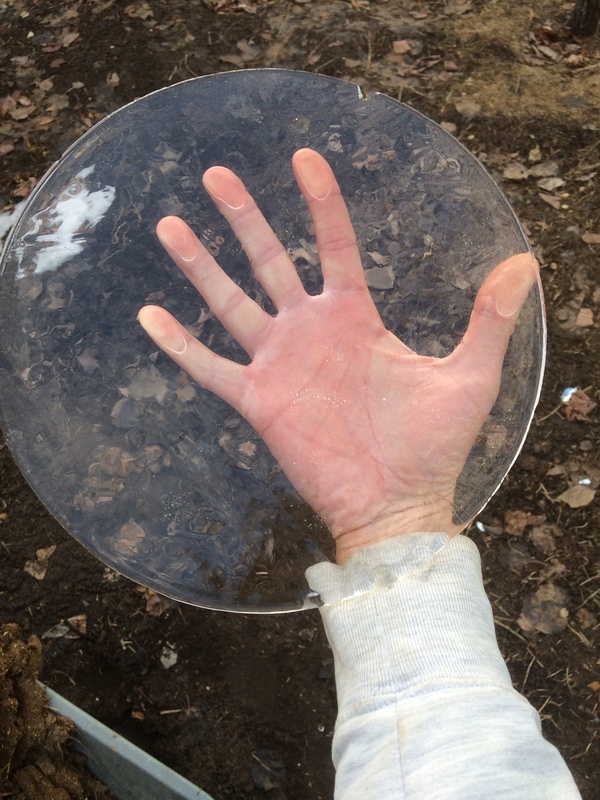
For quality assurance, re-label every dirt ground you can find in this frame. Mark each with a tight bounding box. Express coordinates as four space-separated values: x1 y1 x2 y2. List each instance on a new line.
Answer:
1 1 599 798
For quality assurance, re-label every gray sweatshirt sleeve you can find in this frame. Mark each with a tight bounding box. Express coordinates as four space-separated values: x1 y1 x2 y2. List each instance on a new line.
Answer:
305 533 581 800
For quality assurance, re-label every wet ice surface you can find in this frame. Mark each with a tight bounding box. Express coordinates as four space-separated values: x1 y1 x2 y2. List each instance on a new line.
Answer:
0 70 545 612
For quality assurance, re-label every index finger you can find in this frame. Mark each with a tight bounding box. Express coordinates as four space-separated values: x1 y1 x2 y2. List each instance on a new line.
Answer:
292 149 367 292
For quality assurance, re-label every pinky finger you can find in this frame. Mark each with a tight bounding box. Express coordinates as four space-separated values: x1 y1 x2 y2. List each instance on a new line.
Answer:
138 305 246 410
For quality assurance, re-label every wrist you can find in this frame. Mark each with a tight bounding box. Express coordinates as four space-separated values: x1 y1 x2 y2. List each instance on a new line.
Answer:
332 503 462 565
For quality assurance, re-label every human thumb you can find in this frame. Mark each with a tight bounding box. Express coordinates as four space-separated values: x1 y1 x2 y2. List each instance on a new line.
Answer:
452 252 540 374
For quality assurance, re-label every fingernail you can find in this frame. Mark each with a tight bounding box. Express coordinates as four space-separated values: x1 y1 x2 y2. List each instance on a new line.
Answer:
138 311 188 355
158 223 197 262
203 167 246 209
496 265 535 317
296 149 332 200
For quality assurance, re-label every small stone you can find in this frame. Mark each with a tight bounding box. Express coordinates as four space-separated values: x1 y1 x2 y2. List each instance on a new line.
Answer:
160 644 178 670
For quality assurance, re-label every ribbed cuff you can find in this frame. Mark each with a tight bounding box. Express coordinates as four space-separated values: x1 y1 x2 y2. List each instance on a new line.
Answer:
306 534 513 724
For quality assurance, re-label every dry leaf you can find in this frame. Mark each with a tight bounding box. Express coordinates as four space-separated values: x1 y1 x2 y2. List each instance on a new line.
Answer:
537 177 565 192
575 307 594 327
0 141 15 156
46 94 70 112
113 519 146 555
556 484 596 508
455 98 480 120
393 40 411 54
582 232 600 244
539 193 561 209
1 95 18 116
498 541 532 572
529 525 558 554
503 162 529 181
10 105 35 120
539 558 567 583
364 266 394 290
502 511 545 537
575 607 597 630
24 545 57 580
529 161 559 177
503 509 529 537
517 584 570 634
440 121 457 134
444 0 473 15
537 44 559 61
564 388 596 421
106 72 120 87
368 251 390 266
219 54 245 67
60 30 80 48
237 39 261 59
143 589 176 617
124 2 154 19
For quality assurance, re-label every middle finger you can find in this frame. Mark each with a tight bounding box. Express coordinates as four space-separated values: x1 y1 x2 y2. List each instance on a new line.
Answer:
202 166 306 310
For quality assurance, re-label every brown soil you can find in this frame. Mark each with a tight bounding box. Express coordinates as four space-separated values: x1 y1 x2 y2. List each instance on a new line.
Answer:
1 1 599 799
0 624 116 799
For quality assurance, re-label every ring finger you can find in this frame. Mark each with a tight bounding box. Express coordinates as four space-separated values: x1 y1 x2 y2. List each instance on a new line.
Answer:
156 215 272 357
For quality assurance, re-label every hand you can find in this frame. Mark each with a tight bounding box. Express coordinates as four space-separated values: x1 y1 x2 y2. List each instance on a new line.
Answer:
138 148 538 565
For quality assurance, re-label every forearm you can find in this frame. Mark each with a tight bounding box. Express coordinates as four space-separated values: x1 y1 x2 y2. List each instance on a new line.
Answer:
306 534 581 800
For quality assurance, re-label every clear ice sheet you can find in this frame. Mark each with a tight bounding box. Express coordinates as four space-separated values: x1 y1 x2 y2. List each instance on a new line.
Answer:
0 70 545 612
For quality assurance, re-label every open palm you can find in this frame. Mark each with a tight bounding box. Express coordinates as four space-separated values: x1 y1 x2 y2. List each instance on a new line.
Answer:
139 149 538 564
